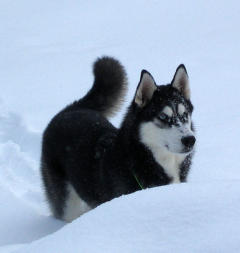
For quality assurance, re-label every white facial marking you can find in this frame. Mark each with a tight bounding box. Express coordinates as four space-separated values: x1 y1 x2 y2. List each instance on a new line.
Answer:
178 103 186 115
162 106 173 117
139 122 189 183
64 183 92 222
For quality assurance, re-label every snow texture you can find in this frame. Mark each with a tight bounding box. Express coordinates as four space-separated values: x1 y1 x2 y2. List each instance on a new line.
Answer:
0 0 240 252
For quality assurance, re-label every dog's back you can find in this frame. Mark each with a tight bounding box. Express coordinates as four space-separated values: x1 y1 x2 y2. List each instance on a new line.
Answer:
41 57 127 221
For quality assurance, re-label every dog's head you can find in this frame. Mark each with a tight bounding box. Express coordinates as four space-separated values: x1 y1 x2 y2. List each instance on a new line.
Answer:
134 65 195 154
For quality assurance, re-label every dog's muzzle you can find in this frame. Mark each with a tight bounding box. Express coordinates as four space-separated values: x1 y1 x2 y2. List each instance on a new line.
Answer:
181 135 196 150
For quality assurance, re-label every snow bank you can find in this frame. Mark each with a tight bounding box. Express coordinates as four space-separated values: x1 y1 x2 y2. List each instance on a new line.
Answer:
0 102 43 206
13 182 240 253
0 103 40 160
0 104 64 250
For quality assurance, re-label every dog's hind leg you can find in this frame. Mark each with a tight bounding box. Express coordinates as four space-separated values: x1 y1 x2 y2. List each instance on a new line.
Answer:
41 156 91 222
63 183 92 222
41 157 68 220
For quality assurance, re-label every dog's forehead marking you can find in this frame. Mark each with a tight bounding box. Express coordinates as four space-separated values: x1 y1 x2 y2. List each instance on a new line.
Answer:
178 103 186 115
162 106 173 117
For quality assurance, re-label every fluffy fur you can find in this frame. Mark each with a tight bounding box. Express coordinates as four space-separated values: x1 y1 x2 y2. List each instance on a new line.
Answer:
41 57 196 222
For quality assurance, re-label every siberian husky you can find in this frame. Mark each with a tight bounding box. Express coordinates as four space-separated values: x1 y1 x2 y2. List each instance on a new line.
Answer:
41 57 196 222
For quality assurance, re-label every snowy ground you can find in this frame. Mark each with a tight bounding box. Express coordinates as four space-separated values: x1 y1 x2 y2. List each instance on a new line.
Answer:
0 0 240 252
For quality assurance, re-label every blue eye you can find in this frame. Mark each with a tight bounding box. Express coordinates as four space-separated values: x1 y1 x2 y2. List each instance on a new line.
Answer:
158 113 167 121
181 112 188 122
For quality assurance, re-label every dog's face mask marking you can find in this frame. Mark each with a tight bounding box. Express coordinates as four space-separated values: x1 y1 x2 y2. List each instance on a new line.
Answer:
153 102 195 154
178 103 185 115
135 65 195 155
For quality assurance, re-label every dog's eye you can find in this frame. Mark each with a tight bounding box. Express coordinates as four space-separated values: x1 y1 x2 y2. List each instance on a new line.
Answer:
158 113 167 121
181 112 188 122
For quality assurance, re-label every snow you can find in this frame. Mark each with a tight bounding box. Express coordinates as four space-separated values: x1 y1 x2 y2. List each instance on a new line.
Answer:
8 182 240 253
0 0 240 252
0 185 63 247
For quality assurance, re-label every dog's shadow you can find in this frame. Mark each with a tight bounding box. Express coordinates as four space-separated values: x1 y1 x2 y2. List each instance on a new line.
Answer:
0 189 65 247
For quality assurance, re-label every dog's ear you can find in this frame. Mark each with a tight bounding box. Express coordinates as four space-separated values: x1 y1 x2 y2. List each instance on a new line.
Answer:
171 64 190 99
134 70 157 107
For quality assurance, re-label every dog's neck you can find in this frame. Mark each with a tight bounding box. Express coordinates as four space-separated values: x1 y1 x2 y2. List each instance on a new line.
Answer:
145 145 186 183
115 103 188 184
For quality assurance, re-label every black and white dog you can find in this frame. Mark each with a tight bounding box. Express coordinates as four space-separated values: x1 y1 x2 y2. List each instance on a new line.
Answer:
41 57 196 222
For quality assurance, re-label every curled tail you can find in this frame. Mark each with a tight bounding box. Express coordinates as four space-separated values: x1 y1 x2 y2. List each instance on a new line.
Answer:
71 56 127 118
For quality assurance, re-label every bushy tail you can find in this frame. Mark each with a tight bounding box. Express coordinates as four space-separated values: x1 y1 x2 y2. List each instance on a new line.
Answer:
73 56 127 118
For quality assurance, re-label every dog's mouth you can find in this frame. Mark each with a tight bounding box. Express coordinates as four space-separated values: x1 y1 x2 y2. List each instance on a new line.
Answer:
179 149 192 154
179 146 194 154
164 144 193 154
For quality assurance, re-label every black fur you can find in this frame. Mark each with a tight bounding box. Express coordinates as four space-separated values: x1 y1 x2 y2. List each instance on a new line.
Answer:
41 57 195 220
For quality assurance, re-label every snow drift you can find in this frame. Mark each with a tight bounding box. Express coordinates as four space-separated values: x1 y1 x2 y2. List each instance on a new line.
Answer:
13 182 240 253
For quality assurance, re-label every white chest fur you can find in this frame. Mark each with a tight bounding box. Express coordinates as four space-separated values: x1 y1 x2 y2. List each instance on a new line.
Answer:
149 145 185 183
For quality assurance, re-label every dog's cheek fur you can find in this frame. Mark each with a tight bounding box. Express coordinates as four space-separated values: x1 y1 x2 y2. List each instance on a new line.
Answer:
139 121 185 154
139 122 187 183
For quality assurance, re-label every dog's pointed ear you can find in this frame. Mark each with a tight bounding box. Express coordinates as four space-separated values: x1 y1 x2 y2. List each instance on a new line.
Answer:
171 64 190 99
134 70 157 107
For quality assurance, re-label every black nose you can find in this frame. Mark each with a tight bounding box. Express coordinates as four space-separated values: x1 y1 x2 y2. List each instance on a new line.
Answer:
181 136 196 148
